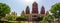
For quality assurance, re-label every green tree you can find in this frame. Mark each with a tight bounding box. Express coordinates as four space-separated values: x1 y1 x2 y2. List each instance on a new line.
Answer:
0 3 10 19
16 16 27 21
40 15 54 23
16 16 27 23
50 3 60 22
6 14 16 21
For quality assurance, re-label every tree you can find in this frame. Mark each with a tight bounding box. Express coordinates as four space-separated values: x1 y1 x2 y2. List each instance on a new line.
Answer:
16 16 27 23
6 14 16 21
40 15 54 23
0 3 10 19
50 3 60 22
16 16 27 21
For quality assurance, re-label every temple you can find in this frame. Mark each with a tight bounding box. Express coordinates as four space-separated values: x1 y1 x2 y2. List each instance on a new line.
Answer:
21 2 49 21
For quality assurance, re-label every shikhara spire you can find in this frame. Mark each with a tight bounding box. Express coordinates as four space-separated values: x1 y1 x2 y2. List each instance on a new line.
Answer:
32 2 38 14
26 6 30 14
40 6 45 14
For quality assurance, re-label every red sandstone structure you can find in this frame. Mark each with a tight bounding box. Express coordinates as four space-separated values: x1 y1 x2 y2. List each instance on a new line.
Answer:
21 2 49 21
32 2 38 14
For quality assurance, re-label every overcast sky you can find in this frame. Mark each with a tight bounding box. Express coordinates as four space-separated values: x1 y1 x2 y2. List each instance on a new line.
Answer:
0 0 60 16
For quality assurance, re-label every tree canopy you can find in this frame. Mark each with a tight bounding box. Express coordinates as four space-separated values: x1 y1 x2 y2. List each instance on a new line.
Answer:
50 3 60 18
0 3 10 19
40 15 54 23
6 14 16 21
16 16 27 21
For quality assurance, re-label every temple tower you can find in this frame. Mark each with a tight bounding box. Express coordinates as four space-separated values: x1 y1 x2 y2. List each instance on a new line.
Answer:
26 6 30 14
11 11 17 16
46 11 49 15
32 2 38 14
40 6 45 14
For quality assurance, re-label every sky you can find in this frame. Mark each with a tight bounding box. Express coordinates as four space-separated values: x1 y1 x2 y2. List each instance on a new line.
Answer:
0 0 60 16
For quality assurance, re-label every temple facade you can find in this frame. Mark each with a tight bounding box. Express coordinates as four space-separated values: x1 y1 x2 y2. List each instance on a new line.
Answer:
11 11 17 16
21 2 49 21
